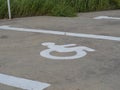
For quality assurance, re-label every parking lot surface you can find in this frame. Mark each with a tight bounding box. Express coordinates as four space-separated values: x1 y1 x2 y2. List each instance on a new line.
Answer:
0 10 120 90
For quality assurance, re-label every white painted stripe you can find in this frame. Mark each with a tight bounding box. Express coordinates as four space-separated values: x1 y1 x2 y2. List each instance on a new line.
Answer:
0 25 65 35
0 74 50 90
0 25 120 41
94 16 120 20
66 32 120 41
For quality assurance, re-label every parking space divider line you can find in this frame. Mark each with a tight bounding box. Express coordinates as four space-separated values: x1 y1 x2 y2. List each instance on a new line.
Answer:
0 73 50 90
0 25 120 41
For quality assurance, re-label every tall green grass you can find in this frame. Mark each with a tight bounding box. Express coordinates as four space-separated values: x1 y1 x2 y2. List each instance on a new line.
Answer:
0 0 119 19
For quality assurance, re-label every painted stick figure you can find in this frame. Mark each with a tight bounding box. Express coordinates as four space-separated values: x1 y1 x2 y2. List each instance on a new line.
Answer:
40 42 95 60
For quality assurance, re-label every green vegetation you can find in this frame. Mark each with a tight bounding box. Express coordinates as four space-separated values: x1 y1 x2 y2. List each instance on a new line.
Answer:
0 0 120 19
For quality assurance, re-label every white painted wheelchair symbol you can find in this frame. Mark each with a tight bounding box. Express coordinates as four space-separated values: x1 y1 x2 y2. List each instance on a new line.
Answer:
40 42 95 60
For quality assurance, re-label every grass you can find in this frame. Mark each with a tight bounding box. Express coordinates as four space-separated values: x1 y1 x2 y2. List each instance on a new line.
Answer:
0 0 120 19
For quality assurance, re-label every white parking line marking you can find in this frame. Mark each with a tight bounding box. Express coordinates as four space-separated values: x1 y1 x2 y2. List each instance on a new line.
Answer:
0 25 120 41
0 74 50 90
94 16 120 20
0 25 65 35
66 32 120 41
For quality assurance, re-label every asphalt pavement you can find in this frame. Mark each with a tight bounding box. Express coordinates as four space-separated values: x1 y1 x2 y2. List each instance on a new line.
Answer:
0 10 120 90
